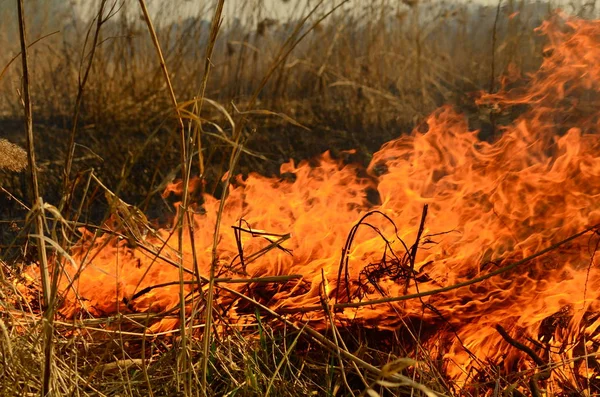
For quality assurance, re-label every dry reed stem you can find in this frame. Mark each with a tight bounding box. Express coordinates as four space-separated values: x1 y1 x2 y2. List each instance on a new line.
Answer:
405 204 428 294
61 0 108 207
16 0 54 395
320 270 358 396
137 1 191 393
190 0 225 183
189 1 226 394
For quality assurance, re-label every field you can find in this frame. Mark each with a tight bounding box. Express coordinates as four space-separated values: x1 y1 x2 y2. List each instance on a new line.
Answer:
1 0 600 396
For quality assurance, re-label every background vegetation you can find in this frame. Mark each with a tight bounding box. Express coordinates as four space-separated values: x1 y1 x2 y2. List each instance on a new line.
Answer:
2 0 588 219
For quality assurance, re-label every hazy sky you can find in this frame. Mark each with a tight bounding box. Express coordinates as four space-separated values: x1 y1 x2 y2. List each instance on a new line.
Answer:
68 0 588 27
2 0 591 47
71 0 363 25
69 0 510 25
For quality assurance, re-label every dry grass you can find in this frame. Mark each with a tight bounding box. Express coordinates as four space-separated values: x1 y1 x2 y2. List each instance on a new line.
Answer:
0 139 27 172
0 1 551 123
0 0 598 396
0 263 448 396
0 0 560 213
0 0 584 209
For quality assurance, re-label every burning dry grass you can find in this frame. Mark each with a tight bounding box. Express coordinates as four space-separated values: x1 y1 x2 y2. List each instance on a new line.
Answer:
3 1 600 396
0 272 444 396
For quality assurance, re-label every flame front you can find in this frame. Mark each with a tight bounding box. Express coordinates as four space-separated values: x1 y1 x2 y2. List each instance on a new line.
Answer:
56 14 600 390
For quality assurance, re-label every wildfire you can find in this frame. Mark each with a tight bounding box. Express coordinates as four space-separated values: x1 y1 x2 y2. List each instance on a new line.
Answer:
46 13 600 392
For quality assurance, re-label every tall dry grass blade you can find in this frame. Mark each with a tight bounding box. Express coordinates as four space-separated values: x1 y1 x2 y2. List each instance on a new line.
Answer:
137 1 190 394
61 0 108 209
196 1 226 395
232 0 348 148
136 0 185 137
488 0 503 137
0 30 59 83
16 0 53 395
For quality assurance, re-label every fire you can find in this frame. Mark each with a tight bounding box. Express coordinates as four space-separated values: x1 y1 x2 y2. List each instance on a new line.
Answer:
47 13 600 391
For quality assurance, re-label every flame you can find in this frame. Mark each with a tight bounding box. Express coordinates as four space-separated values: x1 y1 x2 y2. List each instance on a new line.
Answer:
48 13 600 390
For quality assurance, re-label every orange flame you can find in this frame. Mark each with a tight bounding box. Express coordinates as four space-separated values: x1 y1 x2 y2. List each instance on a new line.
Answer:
49 13 600 390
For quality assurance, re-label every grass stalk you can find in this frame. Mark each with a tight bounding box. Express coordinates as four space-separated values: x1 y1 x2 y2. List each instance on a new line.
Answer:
189 1 227 394
0 30 59 83
16 0 54 395
137 1 191 394
489 0 503 136
178 0 226 233
61 0 108 210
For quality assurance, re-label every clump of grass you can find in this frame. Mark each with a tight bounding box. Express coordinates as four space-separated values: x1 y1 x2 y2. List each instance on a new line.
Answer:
0 139 27 172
